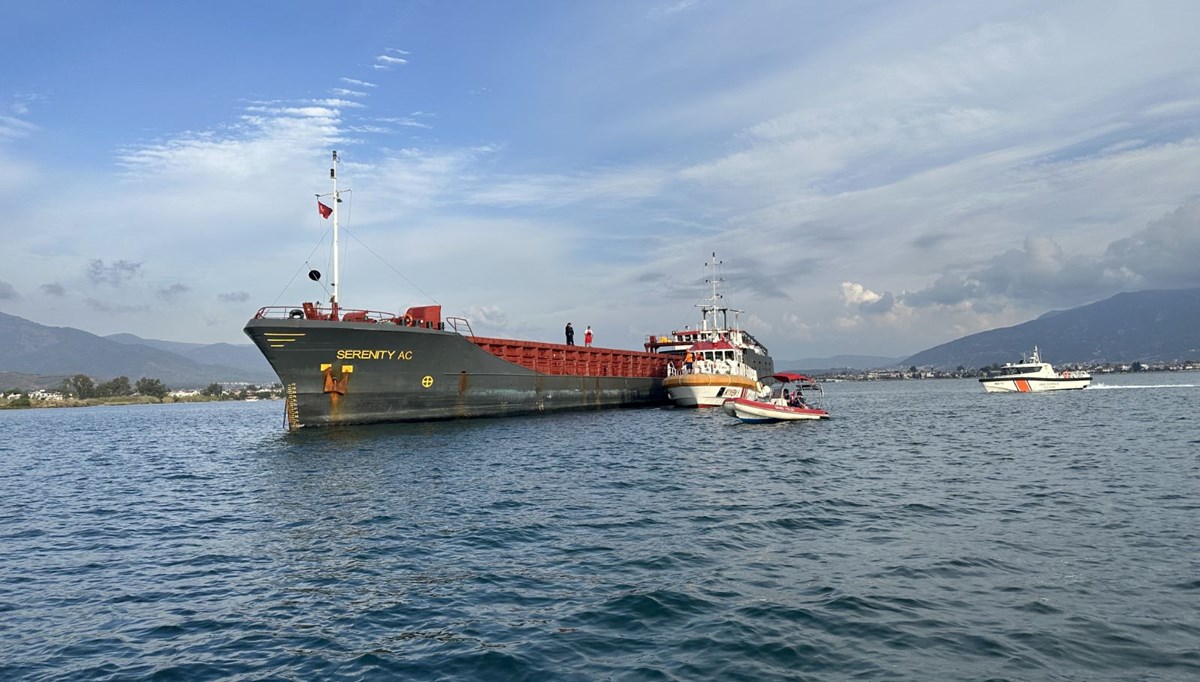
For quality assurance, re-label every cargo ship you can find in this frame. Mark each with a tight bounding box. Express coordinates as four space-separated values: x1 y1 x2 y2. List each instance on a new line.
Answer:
244 153 673 428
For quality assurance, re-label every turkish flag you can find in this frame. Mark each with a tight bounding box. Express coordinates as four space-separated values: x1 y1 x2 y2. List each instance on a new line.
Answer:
317 201 332 219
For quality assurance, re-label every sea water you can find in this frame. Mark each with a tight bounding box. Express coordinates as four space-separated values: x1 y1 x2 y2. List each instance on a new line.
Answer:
1 374 1197 680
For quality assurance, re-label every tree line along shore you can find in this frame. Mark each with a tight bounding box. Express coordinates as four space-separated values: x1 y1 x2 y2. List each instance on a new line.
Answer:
2 374 282 409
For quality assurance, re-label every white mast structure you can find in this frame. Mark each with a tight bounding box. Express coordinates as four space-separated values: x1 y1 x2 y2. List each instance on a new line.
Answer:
699 252 724 336
317 150 344 315
699 252 741 338
331 151 341 310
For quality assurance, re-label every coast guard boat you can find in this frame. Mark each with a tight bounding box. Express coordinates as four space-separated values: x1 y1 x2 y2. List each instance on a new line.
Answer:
650 253 773 407
979 346 1091 393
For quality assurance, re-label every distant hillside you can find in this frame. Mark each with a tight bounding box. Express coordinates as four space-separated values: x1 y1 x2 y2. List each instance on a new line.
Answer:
0 372 69 392
781 354 904 372
903 288 1200 369
106 333 271 377
0 311 276 389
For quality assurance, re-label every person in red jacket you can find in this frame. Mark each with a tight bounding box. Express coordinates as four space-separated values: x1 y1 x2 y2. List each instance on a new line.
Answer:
584 326 593 347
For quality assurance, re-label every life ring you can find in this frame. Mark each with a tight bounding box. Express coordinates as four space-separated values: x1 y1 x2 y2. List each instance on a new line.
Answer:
402 315 414 326
288 308 304 319
1062 371 1071 379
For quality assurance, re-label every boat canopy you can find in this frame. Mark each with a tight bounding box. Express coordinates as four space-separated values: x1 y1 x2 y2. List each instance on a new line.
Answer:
763 372 816 384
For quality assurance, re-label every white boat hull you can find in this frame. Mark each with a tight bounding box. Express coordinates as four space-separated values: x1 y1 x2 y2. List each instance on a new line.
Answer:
664 374 757 407
979 377 1090 393
980 346 1091 393
721 397 830 423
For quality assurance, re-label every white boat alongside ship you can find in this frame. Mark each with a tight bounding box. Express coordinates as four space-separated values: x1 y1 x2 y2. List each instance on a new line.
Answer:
979 346 1091 393
650 253 774 407
662 339 760 407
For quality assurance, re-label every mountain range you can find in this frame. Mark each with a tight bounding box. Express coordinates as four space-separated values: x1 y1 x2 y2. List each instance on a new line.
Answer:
0 311 275 390
900 288 1200 369
3 287 1198 388
781 288 1200 372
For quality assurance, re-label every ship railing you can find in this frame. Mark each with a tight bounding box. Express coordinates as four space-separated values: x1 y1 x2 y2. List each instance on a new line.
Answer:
644 334 675 352
671 361 758 379
253 305 407 324
446 316 474 336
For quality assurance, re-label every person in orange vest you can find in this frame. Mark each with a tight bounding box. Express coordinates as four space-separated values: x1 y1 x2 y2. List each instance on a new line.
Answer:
584 326 593 347
684 350 694 371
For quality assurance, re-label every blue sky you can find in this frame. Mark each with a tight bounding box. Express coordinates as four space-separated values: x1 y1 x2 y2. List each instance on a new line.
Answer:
3 1 1200 361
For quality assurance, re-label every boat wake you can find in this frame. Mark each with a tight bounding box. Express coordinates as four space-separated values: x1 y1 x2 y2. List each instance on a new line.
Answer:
1087 383 1198 390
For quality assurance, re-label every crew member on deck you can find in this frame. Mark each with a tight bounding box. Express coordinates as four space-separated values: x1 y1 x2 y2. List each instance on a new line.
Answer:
565 322 575 345
584 326 593 347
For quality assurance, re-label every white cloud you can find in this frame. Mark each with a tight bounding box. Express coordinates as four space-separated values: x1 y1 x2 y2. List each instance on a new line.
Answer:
374 54 409 70
2 93 44 141
375 116 432 130
82 298 148 315
157 283 190 301
898 198 1200 311
465 165 671 208
5 2 1200 358
841 282 882 307
461 305 508 332
86 260 143 287
0 114 37 141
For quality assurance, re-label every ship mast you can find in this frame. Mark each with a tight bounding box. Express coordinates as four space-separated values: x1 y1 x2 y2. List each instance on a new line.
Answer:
701 252 723 335
330 151 341 311
698 252 743 337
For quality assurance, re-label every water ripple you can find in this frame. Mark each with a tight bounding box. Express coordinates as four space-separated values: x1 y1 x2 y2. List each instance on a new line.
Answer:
2 377 1199 680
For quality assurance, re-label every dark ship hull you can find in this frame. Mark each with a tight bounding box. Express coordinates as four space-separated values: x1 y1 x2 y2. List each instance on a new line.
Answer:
245 305 671 428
